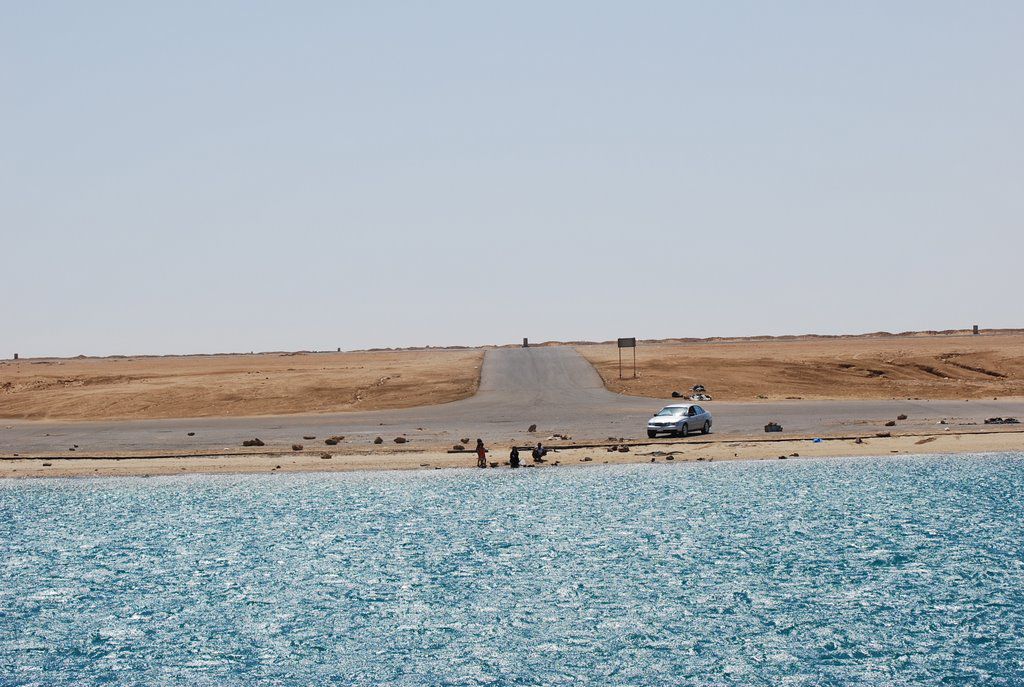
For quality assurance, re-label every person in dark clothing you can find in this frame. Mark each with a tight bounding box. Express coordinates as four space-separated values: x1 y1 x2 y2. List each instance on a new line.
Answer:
531 442 547 463
475 439 487 468
509 446 520 469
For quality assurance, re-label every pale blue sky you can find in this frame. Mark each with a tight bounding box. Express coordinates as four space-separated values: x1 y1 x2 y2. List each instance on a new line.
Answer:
3 2 1022 356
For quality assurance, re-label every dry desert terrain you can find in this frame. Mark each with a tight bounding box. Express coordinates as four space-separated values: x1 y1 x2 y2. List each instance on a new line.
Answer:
579 332 1024 401
0 349 483 421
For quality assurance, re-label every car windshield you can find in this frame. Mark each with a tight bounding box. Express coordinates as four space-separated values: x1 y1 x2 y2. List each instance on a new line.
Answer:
656 407 686 416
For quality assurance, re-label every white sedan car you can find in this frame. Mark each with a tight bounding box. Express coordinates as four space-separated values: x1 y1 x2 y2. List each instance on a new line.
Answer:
646 404 712 438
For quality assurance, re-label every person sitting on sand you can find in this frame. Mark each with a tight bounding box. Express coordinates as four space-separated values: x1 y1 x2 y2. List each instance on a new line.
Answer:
532 442 547 463
509 446 520 469
475 439 487 468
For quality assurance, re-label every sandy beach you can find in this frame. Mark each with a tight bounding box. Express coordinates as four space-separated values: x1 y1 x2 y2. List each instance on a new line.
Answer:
3 427 1020 479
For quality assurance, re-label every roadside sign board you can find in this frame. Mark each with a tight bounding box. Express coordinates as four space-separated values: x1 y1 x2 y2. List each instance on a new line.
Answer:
617 338 636 378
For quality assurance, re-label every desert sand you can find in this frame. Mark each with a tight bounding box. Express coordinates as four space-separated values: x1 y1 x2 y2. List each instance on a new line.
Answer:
579 332 1024 401
0 348 483 421
2 429 1020 479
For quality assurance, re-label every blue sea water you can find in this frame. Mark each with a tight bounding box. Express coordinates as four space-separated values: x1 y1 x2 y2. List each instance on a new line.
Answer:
2 454 1024 686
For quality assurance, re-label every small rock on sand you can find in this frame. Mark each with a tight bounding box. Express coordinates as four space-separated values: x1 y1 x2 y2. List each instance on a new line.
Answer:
320 453 332 460
528 424 537 432
242 438 265 447
764 422 783 433
291 444 303 451
897 414 908 420
187 432 195 436
452 444 464 451
324 438 339 446
303 435 316 440
394 437 407 444
884 420 896 427
373 437 383 444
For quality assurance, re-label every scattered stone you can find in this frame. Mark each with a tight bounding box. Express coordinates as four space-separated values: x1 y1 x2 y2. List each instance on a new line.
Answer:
420 463 430 467
320 453 332 460
854 437 865 444
884 420 896 427
42 462 52 466
985 417 1020 425
938 419 948 425
460 438 470 445
291 444 303 451
897 414 908 420
187 432 195 436
618 446 630 453
671 391 682 398
790 452 799 457
650 457 656 462
324 438 339 446
489 461 498 468
666 455 674 461
582 456 592 462
607 436 617 441
778 455 787 459
756 394 768 399
607 445 618 452
875 432 891 438
242 438 265 447
394 437 407 444
764 422 783 433
303 435 316 440
452 444 465 451
68 447 75 451
528 424 537 433
373 436 383 444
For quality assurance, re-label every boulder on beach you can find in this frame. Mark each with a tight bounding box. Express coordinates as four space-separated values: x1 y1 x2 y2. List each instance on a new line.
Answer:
897 414 908 421
528 424 537 433
292 444 303 451
764 422 783 433
242 438 265 447
373 436 383 444
884 420 896 427
394 437 407 444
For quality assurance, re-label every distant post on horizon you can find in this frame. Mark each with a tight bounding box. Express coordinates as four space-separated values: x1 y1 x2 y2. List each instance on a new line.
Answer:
523 338 529 348
973 324 979 335
12 353 17 360
617 338 636 379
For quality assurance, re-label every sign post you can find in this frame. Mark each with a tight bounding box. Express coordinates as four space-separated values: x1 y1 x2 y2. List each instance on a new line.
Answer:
617 337 636 379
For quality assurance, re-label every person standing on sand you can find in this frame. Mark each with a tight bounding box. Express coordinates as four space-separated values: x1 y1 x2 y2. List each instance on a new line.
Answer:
475 439 487 468
509 446 520 469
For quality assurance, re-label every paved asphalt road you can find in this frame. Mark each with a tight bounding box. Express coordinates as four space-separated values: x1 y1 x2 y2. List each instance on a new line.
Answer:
2 347 1022 456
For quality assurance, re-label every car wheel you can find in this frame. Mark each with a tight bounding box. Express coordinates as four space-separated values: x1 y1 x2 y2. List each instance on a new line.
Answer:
647 430 656 439
678 424 688 437
702 421 710 435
